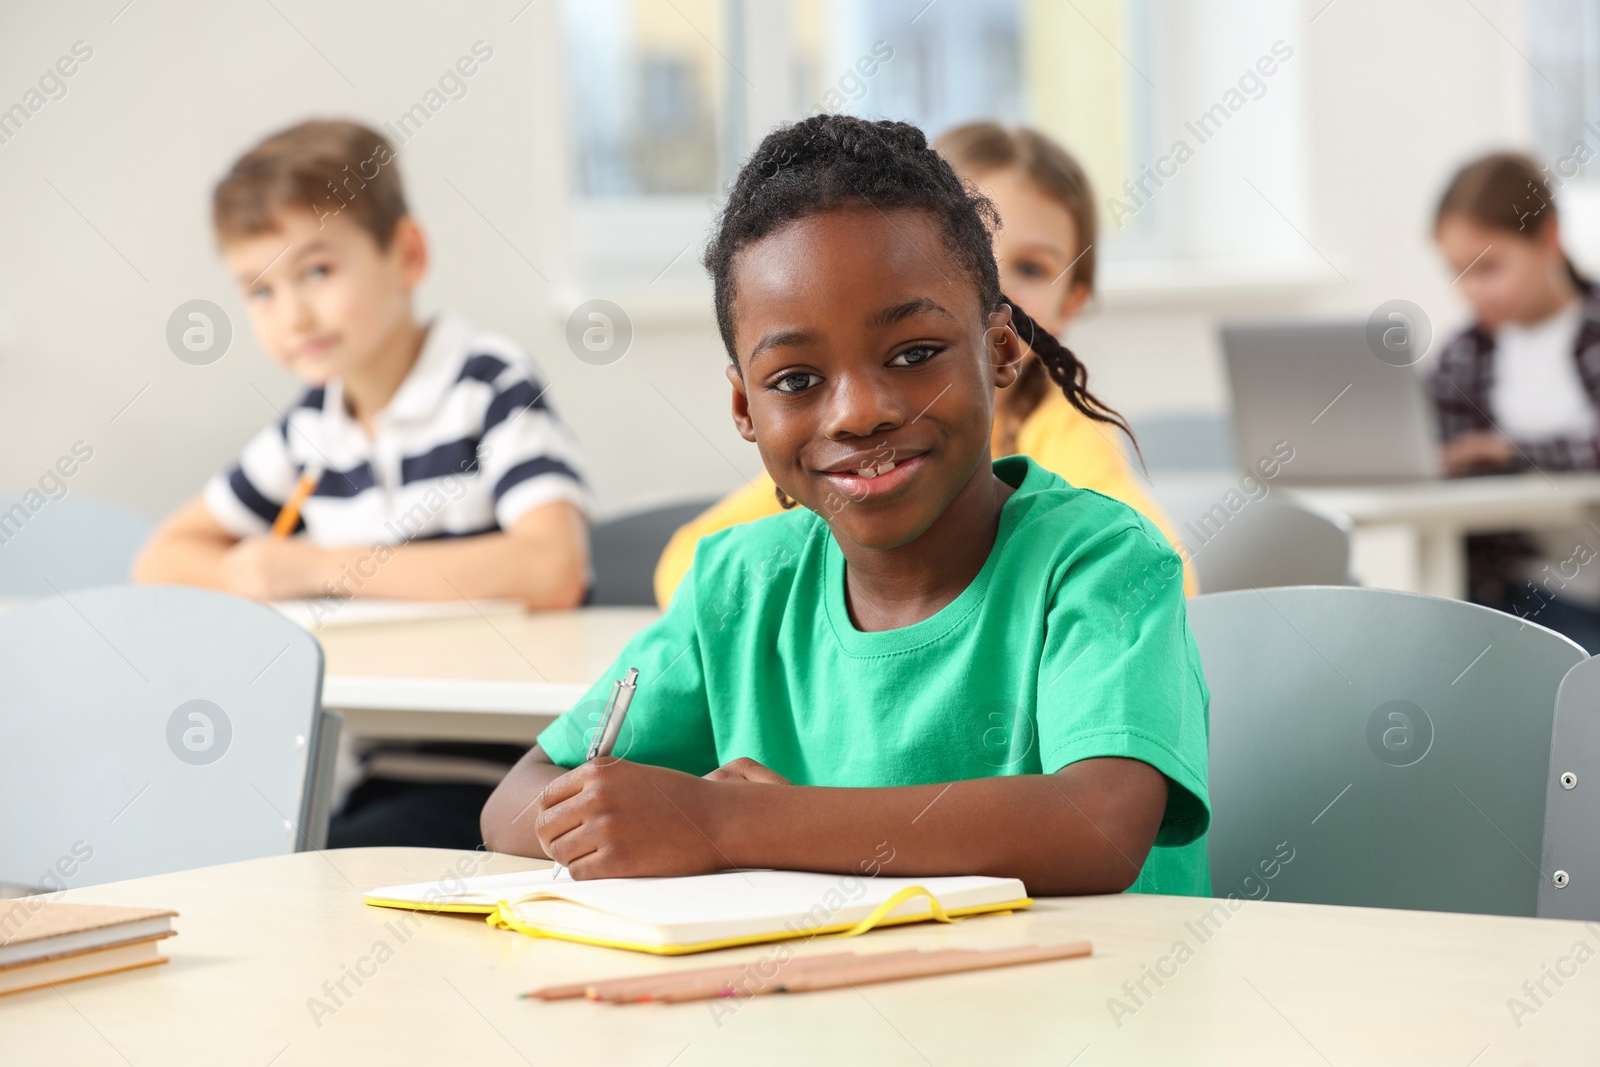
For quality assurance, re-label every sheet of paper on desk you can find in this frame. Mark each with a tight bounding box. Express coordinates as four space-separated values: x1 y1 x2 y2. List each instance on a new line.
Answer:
270 598 525 631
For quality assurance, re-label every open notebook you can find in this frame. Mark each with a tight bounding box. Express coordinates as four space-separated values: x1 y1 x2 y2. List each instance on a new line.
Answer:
364 868 1032 956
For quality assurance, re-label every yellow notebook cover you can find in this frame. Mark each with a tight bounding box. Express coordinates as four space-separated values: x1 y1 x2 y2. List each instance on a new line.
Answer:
364 868 1032 956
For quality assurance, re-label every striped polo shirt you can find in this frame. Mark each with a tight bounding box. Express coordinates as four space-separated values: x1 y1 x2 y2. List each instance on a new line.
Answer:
205 310 590 545
205 311 591 794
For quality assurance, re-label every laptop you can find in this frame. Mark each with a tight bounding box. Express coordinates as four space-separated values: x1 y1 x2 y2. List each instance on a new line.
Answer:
1221 320 1443 485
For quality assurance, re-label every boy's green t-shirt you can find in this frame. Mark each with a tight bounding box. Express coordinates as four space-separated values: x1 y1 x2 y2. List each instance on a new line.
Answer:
539 456 1211 895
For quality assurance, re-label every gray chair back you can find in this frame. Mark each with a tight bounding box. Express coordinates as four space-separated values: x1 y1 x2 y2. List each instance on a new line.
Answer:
0 493 153 596
0 585 338 889
1540 654 1600 920
1191 586 1584 916
1153 481 1351 591
1128 411 1235 474
590 499 719 606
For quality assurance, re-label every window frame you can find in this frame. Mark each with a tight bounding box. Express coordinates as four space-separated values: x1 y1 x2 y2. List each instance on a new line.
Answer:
554 0 1324 305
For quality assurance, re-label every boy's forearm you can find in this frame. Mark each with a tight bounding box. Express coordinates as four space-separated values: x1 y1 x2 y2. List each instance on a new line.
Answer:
711 762 1167 896
315 532 585 608
132 532 229 587
132 497 238 589
482 749 570 856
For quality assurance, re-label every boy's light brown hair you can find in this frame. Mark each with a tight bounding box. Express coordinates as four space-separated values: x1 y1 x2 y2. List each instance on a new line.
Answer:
212 119 408 249
934 122 1098 294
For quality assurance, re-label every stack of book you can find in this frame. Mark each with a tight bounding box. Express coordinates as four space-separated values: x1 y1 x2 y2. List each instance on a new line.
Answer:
0 901 177 996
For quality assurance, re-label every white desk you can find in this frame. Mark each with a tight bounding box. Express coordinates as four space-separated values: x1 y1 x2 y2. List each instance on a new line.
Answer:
3 848 1595 1063
1290 472 1600 599
318 606 660 742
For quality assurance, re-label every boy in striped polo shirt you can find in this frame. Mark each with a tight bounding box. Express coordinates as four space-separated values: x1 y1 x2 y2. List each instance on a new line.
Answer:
135 120 590 847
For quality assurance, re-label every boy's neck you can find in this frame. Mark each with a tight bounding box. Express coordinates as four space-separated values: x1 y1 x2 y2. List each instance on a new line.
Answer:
836 463 1015 633
340 315 429 433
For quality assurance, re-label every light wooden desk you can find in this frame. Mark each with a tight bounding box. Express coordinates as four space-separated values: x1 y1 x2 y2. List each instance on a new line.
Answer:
318 606 659 742
1288 472 1600 599
0 600 660 742
4 849 1596 1064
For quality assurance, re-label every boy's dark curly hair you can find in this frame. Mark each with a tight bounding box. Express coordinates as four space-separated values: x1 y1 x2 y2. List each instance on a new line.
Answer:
703 113 1134 452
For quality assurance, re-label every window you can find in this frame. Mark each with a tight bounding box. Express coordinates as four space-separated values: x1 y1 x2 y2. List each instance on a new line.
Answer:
558 0 1312 291
1523 0 1600 273
562 0 725 197
1526 0 1600 176
801 0 1026 134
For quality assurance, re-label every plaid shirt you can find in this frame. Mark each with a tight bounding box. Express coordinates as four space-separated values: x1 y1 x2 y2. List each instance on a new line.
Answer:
1429 280 1600 469
1428 280 1600 604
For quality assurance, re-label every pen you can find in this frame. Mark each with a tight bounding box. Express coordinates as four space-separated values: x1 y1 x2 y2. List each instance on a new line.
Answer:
271 460 324 538
551 667 639 879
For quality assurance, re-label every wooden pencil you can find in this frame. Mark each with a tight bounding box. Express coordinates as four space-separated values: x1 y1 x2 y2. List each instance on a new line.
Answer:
590 949 922 1004
270 462 323 538
649 942 1093 1003
525 950 867 1001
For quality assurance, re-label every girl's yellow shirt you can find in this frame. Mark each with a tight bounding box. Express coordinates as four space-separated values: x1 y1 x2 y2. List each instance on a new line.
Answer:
652 389 1198 606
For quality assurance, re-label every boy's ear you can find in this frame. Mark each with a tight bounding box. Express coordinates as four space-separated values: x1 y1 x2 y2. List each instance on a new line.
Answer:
987 304 1025 391
391 215 429 290
727 362 757 442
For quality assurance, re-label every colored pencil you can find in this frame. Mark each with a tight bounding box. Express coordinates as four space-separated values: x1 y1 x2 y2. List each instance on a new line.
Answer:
270 461 323 538
651 942 1092 1002
524 942 1093 1005
524 950 875 1002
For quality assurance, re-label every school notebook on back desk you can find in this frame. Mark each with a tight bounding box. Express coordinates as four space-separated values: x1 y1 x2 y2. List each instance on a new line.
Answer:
270 597 524 631
364 869 1032 956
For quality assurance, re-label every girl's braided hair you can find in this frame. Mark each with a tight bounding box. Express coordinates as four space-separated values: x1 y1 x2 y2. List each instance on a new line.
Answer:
702 113 1134 449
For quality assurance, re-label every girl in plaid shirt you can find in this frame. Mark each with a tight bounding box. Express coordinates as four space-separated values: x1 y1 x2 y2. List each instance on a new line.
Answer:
1430 151 1600 652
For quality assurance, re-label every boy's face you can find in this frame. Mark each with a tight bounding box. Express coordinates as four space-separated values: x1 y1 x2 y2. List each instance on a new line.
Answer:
726 206 1021 551
221 208 426 385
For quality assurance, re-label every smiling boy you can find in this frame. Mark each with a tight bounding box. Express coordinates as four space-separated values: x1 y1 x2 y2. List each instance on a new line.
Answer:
135 120 591 846
482 117 1209 896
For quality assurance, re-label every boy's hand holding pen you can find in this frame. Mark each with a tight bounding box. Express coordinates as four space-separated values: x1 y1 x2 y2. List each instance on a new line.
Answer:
548 668 640 879
538 668 791 880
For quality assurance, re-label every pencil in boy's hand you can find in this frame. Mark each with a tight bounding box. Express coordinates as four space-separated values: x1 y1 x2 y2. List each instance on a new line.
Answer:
270 460 324 538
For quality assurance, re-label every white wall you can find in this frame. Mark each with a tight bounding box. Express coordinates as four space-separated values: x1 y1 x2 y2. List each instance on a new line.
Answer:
0 1 580 512
0 0 1536 521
